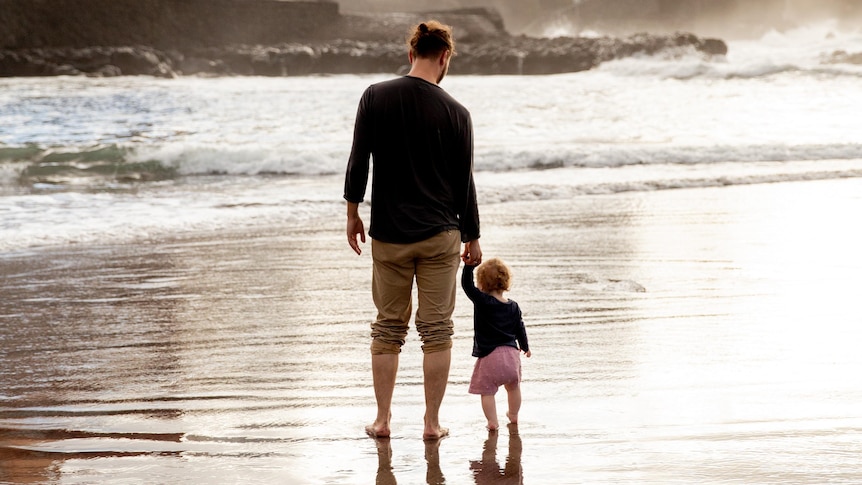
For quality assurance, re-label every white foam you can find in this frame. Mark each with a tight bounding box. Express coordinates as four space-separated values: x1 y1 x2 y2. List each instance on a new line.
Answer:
594 21 862 80
127 143 344 176
474 159 862 203
0 176 343 253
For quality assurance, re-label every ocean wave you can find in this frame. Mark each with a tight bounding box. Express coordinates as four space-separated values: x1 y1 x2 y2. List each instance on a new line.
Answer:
476 143 862 172
3 162 861 254
4 141 862 188
2 156 861 253
0 144 176 188
478 167 862 204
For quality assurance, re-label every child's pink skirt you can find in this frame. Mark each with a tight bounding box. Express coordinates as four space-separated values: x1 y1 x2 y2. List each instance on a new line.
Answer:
468 346 522 395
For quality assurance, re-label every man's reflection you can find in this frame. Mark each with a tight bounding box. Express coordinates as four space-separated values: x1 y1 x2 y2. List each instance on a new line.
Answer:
374 438 447 485
470 423 523 484
425 438 445 485
375 438 396 485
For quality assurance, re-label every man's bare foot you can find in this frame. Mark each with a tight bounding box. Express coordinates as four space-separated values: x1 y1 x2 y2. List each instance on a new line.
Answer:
506 412 518 424
486 422 499 431
422 426 449 441
366 422 391 438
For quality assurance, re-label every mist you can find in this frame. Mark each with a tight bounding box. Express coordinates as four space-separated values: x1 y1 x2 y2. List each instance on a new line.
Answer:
339 0 862 38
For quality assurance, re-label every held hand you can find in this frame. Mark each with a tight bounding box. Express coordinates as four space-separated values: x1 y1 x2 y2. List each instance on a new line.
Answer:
461 239 482 266
347 214 366 256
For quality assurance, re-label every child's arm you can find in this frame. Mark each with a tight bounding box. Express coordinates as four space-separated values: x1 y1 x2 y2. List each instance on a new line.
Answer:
460 264 483 301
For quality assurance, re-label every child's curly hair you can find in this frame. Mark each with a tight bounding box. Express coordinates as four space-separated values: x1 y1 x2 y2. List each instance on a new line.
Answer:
476 258 512 293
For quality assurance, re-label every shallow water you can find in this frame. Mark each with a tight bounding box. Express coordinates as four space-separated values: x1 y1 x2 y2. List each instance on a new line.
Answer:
2 178 861 484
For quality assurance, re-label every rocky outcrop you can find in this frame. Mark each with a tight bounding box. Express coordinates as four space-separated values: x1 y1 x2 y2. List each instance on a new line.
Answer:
0 1 727 77
0 32 727 78
0 46 177 77
454 32 727 75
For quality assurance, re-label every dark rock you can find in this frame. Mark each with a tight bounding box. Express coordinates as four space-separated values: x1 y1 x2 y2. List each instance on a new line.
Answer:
88 65 123 77
0 46 177 77
109 47 160 74
178 57 229 76
701 38 729 56
825 50 862 64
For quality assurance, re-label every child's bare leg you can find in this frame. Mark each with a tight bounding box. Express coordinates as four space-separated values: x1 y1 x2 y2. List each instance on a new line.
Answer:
504 382 521 424
481 394 499 430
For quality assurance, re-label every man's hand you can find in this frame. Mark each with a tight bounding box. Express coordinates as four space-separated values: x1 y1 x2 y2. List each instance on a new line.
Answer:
346 202 366 255
461 239 482 266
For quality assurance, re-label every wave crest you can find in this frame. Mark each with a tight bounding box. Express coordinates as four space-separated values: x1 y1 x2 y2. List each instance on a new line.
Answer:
3 141 862 189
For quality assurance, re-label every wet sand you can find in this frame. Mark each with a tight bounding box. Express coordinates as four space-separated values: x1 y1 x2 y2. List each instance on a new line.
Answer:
2 178 862 484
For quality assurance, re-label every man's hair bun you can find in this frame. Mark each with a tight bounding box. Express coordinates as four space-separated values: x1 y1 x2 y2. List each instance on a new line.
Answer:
407 20 455 58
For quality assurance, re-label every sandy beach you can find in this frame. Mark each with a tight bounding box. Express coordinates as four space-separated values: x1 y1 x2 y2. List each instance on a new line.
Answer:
2 177 862 484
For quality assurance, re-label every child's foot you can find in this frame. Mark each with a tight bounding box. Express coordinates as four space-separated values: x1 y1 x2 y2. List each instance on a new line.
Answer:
506 412 518 424
486 421 499 431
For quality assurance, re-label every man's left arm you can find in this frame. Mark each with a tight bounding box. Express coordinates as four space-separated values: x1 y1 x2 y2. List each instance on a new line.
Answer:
344 89 372 255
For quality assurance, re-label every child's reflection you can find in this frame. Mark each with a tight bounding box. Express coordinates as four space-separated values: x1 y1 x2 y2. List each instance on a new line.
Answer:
470 423 523 484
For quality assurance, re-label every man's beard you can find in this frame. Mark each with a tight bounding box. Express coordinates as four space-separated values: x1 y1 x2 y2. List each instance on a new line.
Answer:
437 63 449 84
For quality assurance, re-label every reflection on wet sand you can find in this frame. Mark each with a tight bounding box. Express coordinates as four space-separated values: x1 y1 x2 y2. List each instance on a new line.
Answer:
425 439 445 485
0 446 59 484
374 438 395 485
374 438 447 485
470 424 523 484
0 247 188 483
0 425 185 483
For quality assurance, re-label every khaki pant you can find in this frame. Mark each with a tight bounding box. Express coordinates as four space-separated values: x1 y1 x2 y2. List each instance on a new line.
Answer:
370 230 461 354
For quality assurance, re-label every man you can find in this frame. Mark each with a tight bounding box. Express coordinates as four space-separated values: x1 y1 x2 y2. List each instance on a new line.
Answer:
344 20 482 440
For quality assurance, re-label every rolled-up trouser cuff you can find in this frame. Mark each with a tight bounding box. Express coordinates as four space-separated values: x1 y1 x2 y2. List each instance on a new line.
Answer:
370 333 406 355
416 318 454 353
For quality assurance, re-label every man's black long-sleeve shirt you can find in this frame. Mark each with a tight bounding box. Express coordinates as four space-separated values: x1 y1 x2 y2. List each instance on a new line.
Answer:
343 75 480 244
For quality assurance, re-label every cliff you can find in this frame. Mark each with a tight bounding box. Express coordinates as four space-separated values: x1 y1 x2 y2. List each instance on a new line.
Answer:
0 0 340 49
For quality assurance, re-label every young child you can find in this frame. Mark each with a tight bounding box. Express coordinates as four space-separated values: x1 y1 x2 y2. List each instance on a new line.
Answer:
462 258 531 431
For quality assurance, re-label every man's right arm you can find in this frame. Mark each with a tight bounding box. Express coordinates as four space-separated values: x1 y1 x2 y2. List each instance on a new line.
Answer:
346 201 365 255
